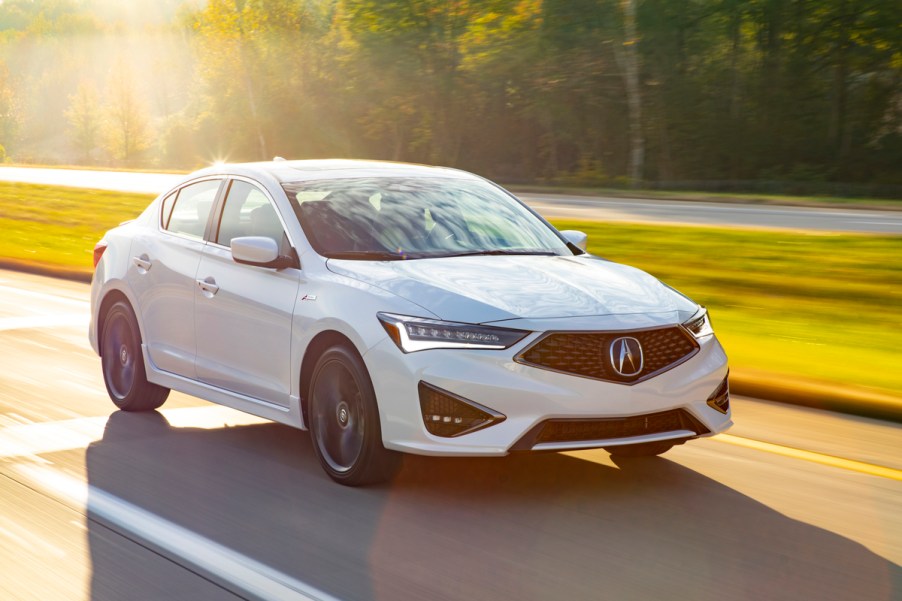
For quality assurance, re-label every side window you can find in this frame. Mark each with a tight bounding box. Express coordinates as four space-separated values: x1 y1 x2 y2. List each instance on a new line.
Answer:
162 179 221 239
216 180 290 254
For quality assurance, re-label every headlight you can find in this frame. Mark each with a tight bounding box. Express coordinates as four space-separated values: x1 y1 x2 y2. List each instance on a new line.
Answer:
682 307 714 338
378 313 529 353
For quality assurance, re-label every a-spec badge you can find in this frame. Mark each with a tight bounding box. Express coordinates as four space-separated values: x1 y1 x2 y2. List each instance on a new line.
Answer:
609 336 644 377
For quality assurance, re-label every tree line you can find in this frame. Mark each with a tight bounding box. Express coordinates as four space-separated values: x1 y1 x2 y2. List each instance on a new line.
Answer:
0 0 899 192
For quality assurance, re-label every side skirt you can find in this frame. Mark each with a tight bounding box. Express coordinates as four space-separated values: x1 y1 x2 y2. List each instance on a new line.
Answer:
142 344 306 430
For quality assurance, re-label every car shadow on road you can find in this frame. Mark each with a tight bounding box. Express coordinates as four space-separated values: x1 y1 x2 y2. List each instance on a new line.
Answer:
85 411 900 601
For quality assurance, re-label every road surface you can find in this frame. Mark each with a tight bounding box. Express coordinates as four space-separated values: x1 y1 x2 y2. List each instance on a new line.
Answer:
0 268 899 600
2 166 901 234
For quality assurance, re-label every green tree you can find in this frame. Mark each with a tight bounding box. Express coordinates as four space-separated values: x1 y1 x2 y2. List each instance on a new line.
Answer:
103 64 152 166
0 64 19 157
65 80 102 164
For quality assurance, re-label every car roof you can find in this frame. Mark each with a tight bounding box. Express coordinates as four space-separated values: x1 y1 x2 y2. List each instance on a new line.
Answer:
189 159 480 185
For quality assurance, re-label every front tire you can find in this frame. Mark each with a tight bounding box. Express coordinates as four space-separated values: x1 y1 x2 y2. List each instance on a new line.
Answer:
309 345 399 486
605 441 674 458
100 301 169 411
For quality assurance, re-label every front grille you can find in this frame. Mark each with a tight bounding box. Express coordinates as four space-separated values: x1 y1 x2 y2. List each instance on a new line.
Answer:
515 327 698 384
511 409 709 450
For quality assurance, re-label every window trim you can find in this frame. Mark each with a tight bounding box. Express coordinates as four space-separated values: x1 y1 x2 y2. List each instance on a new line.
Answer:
206 176 300 263
157 176 227 243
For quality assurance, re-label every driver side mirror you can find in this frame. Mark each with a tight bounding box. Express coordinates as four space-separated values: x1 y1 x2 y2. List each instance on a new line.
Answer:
231 236 297 270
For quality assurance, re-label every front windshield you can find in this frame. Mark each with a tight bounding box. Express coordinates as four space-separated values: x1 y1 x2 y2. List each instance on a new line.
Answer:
282 177 572 260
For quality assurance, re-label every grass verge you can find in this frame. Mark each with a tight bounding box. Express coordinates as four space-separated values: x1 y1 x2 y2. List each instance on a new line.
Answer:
0 181 154 272
549 219 902 410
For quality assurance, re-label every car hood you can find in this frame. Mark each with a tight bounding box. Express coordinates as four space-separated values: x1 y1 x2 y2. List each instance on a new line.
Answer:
326 254 698 325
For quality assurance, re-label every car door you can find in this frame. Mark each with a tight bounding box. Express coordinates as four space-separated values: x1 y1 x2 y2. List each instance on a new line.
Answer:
194 178 301 406
129 178 223 378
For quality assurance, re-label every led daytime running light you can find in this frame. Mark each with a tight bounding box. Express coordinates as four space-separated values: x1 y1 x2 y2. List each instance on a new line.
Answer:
378 313 528 353
683 308 714 338
406 324 502 344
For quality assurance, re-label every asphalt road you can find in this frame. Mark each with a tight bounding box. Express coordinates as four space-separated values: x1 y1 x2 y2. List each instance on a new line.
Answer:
520 193 902 234
2 166 901 233
0 268 899 601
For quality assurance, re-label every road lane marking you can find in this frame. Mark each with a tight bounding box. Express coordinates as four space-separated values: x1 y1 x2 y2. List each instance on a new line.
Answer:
0 406 268 459
713 434 902 481
0 313 88 332
14 464 342 601
0 284 89 307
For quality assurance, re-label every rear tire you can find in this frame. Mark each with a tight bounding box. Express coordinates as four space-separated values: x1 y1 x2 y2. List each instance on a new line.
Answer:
100 301 169 411
605 441 674 458
308 345 399 486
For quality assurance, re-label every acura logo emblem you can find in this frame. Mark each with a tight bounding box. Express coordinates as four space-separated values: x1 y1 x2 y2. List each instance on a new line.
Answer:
609 337 644 377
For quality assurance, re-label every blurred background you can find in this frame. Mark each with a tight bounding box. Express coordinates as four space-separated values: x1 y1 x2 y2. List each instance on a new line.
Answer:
0 0 899 196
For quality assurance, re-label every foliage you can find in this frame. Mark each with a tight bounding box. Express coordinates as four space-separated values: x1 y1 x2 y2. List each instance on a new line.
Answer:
65 81 102 164
102 64 153 166
0 0 899 187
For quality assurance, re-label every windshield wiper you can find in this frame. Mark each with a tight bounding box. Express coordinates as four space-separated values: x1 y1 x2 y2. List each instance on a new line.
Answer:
436 249 558 258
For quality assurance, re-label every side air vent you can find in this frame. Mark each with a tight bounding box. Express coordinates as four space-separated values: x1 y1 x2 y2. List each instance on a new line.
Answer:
418 382 505 438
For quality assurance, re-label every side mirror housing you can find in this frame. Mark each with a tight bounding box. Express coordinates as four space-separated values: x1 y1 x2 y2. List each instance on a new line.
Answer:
560 230 588 252
231 236 296 269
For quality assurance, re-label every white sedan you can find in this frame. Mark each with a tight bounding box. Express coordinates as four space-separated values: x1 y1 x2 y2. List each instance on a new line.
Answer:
89 160 732 485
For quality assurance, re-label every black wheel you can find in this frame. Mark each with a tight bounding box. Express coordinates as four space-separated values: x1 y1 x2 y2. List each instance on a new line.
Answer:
100 301 169 411
309 345 399 486
605 441 674 458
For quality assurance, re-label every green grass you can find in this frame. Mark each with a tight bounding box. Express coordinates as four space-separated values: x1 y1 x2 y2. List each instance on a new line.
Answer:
0 182 154 270
550 220 902 397
1 181 899 398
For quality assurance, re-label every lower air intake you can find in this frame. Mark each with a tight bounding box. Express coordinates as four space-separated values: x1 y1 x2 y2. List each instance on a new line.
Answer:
418 382 505 438
511 409 709 450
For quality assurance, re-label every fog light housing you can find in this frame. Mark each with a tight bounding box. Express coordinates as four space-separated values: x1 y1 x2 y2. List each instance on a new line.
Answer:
418 381 505 438
706 372 730 414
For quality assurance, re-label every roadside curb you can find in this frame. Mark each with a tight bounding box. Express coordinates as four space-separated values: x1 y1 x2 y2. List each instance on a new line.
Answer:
0 259 92 284
731 370 902 423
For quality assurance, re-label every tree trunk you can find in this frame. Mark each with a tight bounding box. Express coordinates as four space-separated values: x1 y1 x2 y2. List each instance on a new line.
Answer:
830 0 851 160
619 0 644 187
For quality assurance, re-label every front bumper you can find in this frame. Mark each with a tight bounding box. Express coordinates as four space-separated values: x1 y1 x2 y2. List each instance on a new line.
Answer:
364 332 731 456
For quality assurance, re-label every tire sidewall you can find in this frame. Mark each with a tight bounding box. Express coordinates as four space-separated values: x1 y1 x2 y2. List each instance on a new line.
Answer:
308 345 389 485
101 301 165 411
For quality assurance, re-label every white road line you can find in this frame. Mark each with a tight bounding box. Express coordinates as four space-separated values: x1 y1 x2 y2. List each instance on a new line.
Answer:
0 313 88 332
15 464 342 601
0 284 89 307
0 167 179 194
0 405 268 459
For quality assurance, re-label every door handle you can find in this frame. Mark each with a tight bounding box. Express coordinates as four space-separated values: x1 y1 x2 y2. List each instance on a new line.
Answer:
196 277 220 296
132 254 152 273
